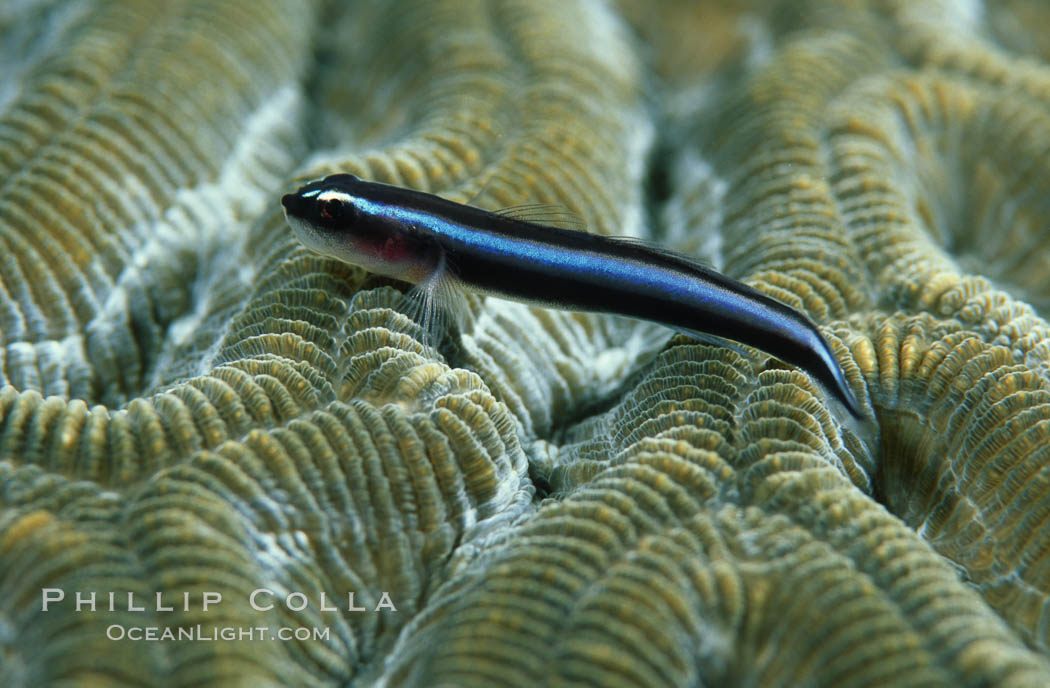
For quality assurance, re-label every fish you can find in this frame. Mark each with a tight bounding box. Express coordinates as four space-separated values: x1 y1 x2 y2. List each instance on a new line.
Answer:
281 173 865 418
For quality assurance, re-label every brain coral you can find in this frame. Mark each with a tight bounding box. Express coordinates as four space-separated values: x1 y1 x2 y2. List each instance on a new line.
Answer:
3 0 1050 686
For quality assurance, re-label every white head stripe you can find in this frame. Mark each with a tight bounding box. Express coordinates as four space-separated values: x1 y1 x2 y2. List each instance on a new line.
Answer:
317 190 354 204
300 189 322 198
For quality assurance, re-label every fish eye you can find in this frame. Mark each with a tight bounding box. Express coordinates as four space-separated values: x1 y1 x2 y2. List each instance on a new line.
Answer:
320 197 344 221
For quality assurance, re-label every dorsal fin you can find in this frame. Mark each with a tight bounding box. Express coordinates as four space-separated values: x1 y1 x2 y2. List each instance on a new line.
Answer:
493 204 587 230
465 170 499 206
604 235 714 270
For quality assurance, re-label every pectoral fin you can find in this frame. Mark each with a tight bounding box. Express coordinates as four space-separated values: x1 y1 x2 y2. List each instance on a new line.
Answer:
397 254 469 352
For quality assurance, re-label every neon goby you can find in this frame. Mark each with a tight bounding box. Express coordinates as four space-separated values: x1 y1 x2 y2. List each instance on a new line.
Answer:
281 174 863 418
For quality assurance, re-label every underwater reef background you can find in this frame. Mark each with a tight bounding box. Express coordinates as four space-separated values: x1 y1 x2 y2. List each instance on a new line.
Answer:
2 0 1050 685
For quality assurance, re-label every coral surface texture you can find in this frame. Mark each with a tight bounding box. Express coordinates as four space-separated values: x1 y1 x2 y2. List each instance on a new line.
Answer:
4 0 1050 686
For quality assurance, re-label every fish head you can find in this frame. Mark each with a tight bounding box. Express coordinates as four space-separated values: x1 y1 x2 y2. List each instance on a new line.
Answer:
282 174 429 280
281 174 364 255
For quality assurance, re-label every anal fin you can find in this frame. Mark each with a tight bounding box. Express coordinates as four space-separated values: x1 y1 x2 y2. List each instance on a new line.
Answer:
667 326 749 358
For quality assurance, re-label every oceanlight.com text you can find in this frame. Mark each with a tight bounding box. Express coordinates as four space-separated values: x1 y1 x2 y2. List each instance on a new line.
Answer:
106 624 331 642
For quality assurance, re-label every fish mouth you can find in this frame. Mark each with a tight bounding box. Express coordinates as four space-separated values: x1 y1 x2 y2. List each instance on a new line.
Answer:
280 193 301 216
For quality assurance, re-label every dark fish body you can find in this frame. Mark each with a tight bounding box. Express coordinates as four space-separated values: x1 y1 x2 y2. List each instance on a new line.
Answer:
281 174 863 418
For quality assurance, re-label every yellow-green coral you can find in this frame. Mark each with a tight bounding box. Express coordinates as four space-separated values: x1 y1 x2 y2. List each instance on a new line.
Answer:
3 0 1050 686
